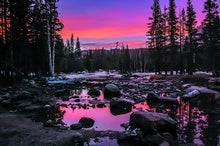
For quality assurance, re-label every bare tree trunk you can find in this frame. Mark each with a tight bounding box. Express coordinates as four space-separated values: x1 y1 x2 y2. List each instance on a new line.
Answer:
52 40 56 75
45 0 54 76
46 19 53 76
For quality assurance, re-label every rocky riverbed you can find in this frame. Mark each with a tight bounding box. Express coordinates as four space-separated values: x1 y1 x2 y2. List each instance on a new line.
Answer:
0 73 219 146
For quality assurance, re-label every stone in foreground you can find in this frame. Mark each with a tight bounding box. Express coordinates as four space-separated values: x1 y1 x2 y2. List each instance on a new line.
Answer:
130 111 177 135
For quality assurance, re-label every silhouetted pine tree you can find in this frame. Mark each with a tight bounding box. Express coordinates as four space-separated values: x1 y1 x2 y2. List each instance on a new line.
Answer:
186 0 197 75
202 0 220 75
179 9 187 74
70 33 74 53
147 0 163 74
75 37 81 57
168 0 178 75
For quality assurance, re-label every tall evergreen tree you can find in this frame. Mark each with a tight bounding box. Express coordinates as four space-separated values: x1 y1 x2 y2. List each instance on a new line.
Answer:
147 0 163 74
168 0 178 74
186 0 197 75
75 37 81 57
179 9 187 74
70 33 74 53
202 0 220 74
9 0 33 74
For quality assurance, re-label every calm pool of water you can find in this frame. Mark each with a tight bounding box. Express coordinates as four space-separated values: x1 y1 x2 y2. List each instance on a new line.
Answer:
56 86 220 146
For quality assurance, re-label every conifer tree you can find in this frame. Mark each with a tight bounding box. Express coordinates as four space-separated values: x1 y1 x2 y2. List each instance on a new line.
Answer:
70 33 74 53
202 0 220 74
75 37 81 57
147 0 163 74
186 0 197 75
168 0 178 74
179 9 187 74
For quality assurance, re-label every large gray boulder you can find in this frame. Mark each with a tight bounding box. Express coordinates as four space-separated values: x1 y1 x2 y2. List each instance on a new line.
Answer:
130 111 177 135
103 84 120 98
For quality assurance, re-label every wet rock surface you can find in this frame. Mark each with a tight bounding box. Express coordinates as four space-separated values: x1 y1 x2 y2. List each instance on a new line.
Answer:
130 111 177 135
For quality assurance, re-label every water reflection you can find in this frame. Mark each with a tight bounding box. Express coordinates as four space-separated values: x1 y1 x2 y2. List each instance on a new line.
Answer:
178 100 220 145
56 87 220 145
60 106 130 131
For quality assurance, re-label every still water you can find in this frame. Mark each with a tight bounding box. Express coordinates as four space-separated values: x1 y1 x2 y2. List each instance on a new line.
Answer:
56 86 219 146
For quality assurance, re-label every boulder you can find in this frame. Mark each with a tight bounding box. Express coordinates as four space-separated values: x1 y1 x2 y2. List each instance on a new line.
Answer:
147 92 179 105
103 84 120 98
183 86 220 101
79 117 95 128
130 111 177 135
88 88 101 97
110 98 133 115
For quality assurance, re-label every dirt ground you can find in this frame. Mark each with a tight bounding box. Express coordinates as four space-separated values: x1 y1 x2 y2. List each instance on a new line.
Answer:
0 111 120 146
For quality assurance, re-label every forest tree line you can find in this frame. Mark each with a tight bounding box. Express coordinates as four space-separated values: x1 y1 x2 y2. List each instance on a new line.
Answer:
0 0 220 80
147 0 220 75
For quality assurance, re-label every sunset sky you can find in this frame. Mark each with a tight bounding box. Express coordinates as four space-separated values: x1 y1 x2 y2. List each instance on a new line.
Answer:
57 0 220 50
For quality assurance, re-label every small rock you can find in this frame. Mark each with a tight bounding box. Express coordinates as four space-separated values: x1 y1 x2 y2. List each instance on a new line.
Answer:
43 120 54 127
79 117 95 128
24 105 43 111
75 99 80 102
97 102 105 108
72 132 85 145
44 104 51 108
88 88 101 97
59 125 69 130
70 123 83 130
